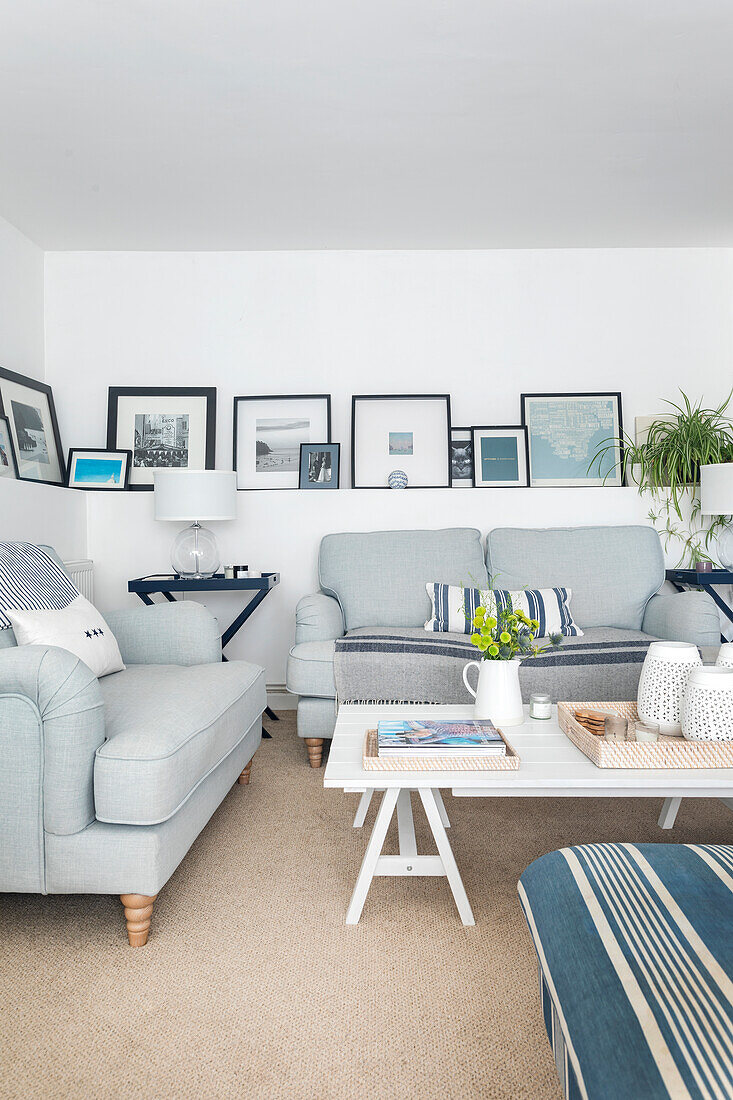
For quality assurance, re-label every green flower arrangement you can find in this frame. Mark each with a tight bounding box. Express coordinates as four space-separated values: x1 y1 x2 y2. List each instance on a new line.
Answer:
469 599 562 661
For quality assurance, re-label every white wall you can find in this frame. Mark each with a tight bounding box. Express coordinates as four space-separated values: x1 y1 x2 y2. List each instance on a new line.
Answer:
0 216 87 560
0 214 44 380
44 248 733 685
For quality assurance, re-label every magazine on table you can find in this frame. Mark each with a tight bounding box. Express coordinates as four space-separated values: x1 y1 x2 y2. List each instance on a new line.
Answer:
377 719 506 757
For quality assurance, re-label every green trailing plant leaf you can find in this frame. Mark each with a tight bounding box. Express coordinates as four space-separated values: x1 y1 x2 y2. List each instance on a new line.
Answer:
589 390 733 566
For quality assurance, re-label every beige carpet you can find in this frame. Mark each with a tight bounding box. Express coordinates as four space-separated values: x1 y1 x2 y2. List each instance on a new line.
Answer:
2 713 732 1100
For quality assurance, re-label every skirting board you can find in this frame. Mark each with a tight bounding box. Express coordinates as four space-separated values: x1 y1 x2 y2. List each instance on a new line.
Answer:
267 685 297 711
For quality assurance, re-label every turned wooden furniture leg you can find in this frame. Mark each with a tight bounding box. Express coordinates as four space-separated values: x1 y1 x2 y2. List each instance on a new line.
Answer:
305 737 323 768
120 894 157 947
238 755 254 784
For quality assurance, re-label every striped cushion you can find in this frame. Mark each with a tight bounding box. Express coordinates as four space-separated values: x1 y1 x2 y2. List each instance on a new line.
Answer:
0 542 79 630
519 843 733 1100
424 582 583 638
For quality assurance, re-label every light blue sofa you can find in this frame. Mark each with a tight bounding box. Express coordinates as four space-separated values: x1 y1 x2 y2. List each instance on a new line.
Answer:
286 525 720 766
0 549 266 945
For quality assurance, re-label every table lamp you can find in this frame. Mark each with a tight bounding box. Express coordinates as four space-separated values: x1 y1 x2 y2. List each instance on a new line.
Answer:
700 463 733 569
153 469 237 578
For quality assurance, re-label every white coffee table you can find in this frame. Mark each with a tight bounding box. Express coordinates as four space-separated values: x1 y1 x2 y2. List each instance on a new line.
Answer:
324 703 733 926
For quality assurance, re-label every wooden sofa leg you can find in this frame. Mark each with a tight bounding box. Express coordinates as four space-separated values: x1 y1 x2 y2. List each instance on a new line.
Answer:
305 737 323 768
120 894 157 947
238 755 254 785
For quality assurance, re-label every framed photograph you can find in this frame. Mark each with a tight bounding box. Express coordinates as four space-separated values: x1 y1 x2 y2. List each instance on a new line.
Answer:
299 443 340 489
521 392 624 488
352 394 451 488
0 367 65 485
234 394 331 490
107 387 216 490
0 414 19 480
450 427 474 487
471 426 529 488
67 448 132 490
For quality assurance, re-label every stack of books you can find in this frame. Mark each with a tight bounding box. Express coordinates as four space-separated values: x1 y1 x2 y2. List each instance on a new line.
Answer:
377 718 506 757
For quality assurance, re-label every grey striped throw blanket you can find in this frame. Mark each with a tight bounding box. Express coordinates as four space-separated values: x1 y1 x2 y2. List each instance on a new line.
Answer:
334 628 653 704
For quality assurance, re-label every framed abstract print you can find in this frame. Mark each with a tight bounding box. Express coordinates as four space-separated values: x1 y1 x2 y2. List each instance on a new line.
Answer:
450 427 474 487
521 392 623 487
0 367 65 485
233 394 331 489
299 443 340 489
107 387 216 490
0 415 19 480
471 426 529 488
67 448 132 490
351 394 451 488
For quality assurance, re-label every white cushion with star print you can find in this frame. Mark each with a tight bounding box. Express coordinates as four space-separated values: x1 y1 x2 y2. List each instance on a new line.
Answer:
7 595 125 678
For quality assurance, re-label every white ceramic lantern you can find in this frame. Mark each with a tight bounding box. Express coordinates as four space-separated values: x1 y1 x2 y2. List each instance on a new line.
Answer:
681 666 733 741
716 643 733 670
637 641 702 734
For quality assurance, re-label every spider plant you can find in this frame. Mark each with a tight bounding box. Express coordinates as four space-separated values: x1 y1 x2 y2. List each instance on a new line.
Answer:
590 391 733 566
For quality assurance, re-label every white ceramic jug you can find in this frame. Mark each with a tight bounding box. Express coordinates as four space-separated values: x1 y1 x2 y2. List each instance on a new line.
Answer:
462 659 524 726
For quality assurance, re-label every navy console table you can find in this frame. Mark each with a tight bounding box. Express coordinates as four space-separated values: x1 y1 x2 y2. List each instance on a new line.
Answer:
666 568 733 642
128 572 281 730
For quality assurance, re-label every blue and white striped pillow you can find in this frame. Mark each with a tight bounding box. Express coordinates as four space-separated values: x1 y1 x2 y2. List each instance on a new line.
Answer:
424 582 583 637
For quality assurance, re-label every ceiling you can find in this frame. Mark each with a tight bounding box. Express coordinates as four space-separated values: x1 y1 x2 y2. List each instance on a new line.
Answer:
1 0 732 250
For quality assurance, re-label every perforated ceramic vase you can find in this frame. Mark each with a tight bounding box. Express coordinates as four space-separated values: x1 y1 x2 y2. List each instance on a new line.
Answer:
636 641 702 734
716 642 733 670
681 666 733 741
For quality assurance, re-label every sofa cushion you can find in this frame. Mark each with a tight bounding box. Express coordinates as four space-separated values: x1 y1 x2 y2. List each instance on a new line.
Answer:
94 661 266 826
333 626 655 705
287 640 336 698
486 525 664 630
319 528 488 631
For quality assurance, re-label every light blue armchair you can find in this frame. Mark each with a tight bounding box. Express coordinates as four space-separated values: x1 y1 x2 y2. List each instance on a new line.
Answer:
0 564 266 946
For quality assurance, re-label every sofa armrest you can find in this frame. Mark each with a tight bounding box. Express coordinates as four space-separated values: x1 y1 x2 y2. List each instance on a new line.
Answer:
0 646 105 890
642 590 720 647
295 593 345 644
105 601 222 666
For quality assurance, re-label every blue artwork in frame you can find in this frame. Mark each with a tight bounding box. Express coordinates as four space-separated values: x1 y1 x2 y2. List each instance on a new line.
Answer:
299 442 340 489
67 448 132 490
470 426 529 488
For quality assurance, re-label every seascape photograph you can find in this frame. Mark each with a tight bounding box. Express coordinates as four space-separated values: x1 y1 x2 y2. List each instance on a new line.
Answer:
256 417 310 472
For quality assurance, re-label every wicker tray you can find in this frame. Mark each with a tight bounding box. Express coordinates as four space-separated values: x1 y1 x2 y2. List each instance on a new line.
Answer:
558 701 733 769
362 728 520 771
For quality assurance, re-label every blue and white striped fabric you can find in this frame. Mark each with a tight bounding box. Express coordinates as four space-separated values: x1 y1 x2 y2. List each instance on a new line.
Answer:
0 542 79 630
424 582 583 638
519 842 733 1100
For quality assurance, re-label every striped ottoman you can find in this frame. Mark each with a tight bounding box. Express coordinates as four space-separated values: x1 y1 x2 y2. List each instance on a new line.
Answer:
518 843 733 1099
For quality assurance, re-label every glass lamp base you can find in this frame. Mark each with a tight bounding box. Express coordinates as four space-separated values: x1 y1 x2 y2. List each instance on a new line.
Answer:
171 523 220 579
719 527 733 571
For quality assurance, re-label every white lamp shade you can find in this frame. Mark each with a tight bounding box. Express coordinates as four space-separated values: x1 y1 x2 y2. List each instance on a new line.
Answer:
153 470 237 521
700 463 733 515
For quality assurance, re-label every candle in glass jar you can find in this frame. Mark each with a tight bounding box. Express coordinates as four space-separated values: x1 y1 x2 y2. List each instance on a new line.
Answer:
529 693 552 720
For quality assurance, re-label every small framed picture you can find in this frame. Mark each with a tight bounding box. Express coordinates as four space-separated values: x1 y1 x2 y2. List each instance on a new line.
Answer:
0 414 19 480
352 394 451 488
107 387 217 490
521 392 623 487
234 394 331 490
299 443 340 489
450 427 474 487
67 448 132 490
471 426 529 488
0 367 65 485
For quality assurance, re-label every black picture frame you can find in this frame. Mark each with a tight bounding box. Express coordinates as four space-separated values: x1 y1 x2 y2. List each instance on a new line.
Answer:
233 394 332 490
351 394 452 489
470 425 529 488
299 443 340 489
520 391 624 488
450 426 474 487
0 413 20 481
66 448 132 491
106 386 217 491
0 366 65 486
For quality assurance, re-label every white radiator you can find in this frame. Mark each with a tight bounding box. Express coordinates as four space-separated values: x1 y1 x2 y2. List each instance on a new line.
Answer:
63 559 94 601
